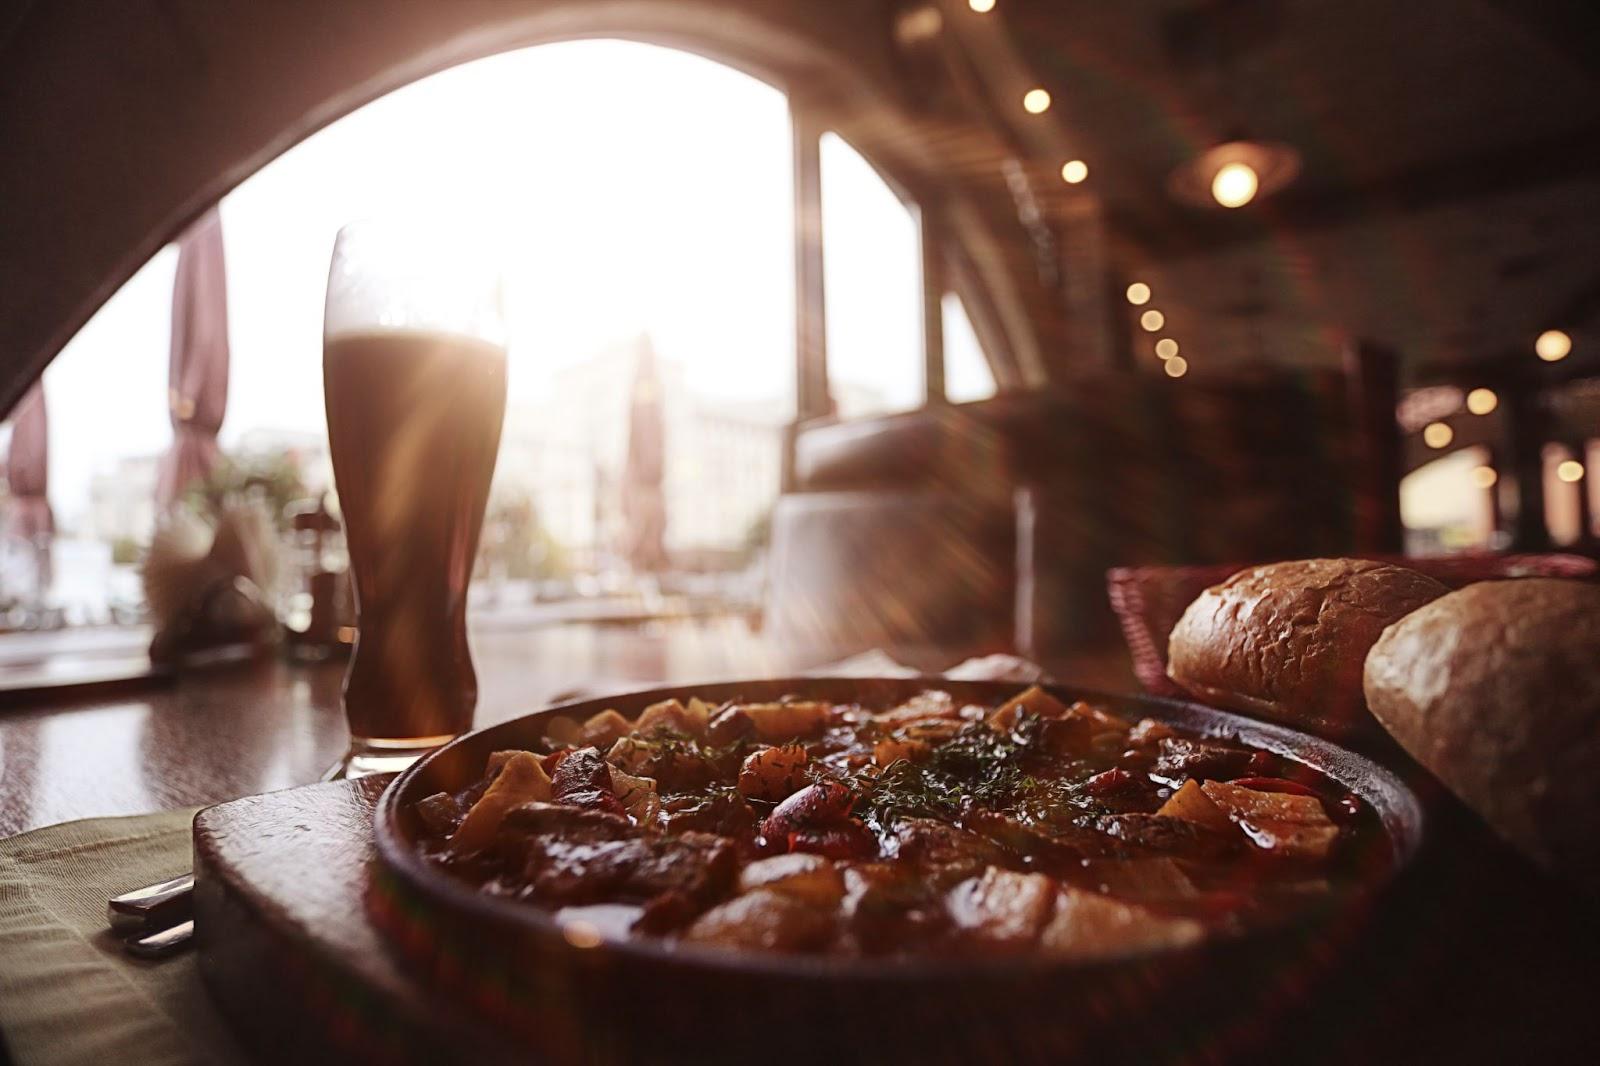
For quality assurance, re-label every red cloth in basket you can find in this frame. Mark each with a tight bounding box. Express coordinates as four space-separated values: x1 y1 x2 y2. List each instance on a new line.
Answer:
1107 553 1598 698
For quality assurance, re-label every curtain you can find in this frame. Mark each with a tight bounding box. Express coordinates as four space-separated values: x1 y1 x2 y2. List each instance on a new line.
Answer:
155 207 230 509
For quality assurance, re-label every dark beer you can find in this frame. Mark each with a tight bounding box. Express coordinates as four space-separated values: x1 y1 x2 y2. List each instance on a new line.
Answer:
324 328 507 751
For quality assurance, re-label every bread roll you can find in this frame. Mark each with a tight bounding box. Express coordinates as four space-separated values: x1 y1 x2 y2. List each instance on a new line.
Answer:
1166 558 1449 735
1364 579 1600 887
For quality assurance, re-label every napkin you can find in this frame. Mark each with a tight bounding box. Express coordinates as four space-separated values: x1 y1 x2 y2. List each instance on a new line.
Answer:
0 810 246 1066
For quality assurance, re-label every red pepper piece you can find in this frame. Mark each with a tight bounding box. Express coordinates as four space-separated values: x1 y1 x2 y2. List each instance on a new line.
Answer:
1226 775 1320 798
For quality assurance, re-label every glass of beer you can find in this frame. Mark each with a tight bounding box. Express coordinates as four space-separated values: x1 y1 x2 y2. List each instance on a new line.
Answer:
323 220 508 777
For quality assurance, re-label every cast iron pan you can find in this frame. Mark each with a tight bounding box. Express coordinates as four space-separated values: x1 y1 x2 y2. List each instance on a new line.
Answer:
372 678 1424 1065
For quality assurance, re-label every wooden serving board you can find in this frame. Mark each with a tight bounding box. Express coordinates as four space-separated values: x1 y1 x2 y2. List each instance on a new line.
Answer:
192 777 521 1065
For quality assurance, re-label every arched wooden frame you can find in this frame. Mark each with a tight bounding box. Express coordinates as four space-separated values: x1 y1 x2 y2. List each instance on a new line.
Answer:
0 0 1044 417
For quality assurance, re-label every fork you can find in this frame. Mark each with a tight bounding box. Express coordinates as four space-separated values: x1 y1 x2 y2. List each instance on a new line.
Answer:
107 758 353 958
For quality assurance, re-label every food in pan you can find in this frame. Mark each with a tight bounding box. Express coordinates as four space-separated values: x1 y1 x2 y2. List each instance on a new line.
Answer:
1166 558 1448 735
1365 578 1600 890
411 686 1388 958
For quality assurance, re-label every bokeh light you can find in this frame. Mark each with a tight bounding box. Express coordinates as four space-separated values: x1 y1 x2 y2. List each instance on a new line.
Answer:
1211 162 1259 208
1023 88 1052 114
1060 159 1088 184
1125 282 1151 305
1164 355 1188 378
1465 388 1498 415
1535 329 1572 362
1155 338 1179 359
968 0 996 12
1140 309 1165 332
1470 465 1498 489
1423 422 1453 449
1557 460 1585 483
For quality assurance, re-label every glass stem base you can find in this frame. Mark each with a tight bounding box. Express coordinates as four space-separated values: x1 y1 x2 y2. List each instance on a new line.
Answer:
341 734 459 779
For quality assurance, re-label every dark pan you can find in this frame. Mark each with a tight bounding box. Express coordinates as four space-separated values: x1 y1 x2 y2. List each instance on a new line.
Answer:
372 678 1424 1065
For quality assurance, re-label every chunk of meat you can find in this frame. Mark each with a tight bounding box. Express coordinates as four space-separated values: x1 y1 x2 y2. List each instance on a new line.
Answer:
706 705 757 745
551 746 614 800
788 822 877 860
1200 781 1340 860
892 818 1008 880
448 752 553 853
604 736 715 793
1079 858 1197 903
681 890 836 953
1152 738 1252 783
1095 814 1239 859
501 800 634 840
966 810 1115 862
737 853 846 907
658 789 759 840
516 827 736 907
414 791 462 836
737 744 810 801
1156 779 1236 834
842 863 949 954
873 690 958 726
1040 886 1204 960
946 866 1057 952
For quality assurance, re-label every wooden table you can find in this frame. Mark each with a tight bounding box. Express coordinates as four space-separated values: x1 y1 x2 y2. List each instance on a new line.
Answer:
0 618 1136 838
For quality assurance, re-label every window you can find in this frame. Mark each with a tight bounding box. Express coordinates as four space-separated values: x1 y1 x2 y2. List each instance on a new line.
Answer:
8 39 984 635
819 133 923 419
942 293 997 404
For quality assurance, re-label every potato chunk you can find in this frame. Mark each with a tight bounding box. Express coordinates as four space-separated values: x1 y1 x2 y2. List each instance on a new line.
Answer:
449 752 552 853
634 698 708 739
872 736 932 767
737 853 846 907
1040 887 1204 960
946 866 1056 951
735 701 830 742
1157 779 1235 834
579 709 631 748
737 744 810 801
681 890 835 952
1200 780 1339 860
987 685 1071 730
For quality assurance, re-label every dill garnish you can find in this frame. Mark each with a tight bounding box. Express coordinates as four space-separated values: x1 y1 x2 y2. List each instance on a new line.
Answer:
846 715 1060 831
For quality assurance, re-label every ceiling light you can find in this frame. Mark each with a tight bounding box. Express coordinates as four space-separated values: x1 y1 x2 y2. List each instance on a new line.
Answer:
1125 282 1151 306
1211 162 1259 208
1060 159 1088 184
1536 329 1572 362
1140 309 1165 332
1557 460 1585 483
1155 338 1179 360
1423 422 1453 449
1471 466 1498 489
1164 356 1188 378
1022 88 1052 114
1465 388 1498 415
968 0 996 11
1168 140 1301 210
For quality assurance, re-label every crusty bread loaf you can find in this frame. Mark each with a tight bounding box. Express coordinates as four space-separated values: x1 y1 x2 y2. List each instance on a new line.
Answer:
1364 579 1600 888
1166 558 1449 735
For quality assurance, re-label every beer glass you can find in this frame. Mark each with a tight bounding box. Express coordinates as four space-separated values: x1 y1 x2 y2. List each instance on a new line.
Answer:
323 220 508 776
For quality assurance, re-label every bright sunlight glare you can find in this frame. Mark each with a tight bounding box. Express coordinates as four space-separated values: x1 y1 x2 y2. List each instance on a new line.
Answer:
40 41 910 525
